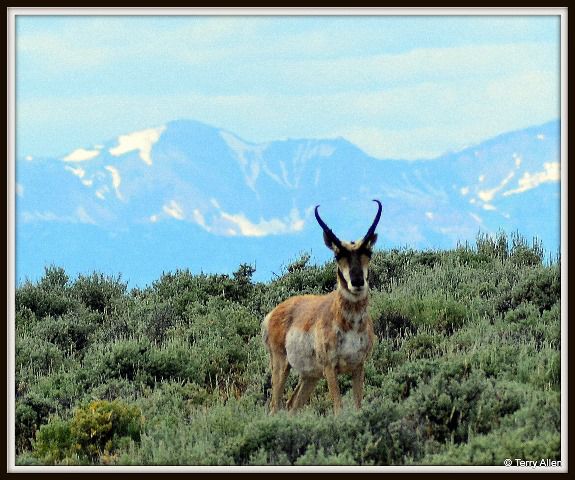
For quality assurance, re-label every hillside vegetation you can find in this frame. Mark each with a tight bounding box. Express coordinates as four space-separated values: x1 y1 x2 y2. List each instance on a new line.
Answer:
15 232 561 466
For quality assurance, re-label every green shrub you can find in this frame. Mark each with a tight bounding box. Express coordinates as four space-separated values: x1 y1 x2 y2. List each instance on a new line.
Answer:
32 417 75 464
16 336 65 375
16 282 76 320
402 333 442 360
148 340 203 384
510 266 560 312
14 238 561 466
71 272 127 313
31 308 100 353
371 294 467 336
83 338 152 383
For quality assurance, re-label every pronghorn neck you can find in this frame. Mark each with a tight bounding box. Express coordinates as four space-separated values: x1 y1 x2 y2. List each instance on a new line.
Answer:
335 269 369 331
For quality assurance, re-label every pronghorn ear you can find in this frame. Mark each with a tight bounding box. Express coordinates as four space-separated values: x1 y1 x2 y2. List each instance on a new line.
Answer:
363 233 378 250
323 231 341 253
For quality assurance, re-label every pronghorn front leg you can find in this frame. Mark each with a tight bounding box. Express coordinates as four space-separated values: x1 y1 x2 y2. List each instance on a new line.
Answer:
323 365 342 415
351 365 365 410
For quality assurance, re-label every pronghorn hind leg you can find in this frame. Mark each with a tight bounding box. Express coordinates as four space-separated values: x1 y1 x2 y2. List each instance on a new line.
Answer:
269 352 290 414
288 377 319 412
286 379 303 410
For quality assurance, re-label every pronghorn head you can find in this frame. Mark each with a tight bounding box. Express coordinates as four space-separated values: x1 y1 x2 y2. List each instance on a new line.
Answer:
315 199 382 297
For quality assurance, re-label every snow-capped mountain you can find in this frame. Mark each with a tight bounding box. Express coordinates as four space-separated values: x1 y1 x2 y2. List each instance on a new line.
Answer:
15 119 561 284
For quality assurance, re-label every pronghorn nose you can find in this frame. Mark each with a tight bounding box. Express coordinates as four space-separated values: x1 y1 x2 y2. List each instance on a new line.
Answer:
351 277 364 288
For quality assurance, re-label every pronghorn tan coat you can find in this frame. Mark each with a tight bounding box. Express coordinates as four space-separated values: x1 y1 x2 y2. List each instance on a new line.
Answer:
262 200 381 415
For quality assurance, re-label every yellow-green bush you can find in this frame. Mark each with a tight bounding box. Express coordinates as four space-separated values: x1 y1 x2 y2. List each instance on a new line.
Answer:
32 400 143 464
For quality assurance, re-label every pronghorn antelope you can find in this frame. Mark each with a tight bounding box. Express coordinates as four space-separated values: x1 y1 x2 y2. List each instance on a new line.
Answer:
262 200 382 415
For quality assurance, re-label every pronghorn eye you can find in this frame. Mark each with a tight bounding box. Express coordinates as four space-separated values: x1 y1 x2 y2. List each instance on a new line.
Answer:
359 248 372 259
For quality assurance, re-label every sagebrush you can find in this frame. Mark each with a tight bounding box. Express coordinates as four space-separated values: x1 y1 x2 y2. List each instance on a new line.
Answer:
14 232 561 466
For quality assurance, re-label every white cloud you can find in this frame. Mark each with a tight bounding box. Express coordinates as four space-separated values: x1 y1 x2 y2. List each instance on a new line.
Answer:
17 16 559 161
109 126 166 166
63 148 100 162
460 187 469 196
18 30 111 70
16 183 24 197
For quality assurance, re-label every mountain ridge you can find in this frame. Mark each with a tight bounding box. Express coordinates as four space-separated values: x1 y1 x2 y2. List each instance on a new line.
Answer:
15 118 561 284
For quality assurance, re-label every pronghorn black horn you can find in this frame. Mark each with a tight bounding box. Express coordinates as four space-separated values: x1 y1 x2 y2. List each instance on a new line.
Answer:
362 199 382 244
315 205 342 250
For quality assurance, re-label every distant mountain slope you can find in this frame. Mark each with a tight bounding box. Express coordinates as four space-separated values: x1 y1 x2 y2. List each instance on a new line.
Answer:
15 119 561 284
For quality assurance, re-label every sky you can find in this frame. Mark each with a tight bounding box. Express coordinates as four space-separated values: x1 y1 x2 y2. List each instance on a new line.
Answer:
15 13 560 160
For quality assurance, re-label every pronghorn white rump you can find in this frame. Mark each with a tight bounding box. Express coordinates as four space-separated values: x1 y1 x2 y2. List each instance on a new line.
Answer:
262 200 382 414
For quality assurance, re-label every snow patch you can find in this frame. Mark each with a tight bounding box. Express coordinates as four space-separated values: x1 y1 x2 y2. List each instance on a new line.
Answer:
163 200 184 220
220 130 266 191
469 213 482 224
76 206 96 224
109 126 166 166
21 207 95 224
95 185 109 200
219 207 304 237
21 211 62 222
477 171 515 202
63 148 100 162
104 166 123 200
503 162 560 196
65 165 86 178
192 209 208 229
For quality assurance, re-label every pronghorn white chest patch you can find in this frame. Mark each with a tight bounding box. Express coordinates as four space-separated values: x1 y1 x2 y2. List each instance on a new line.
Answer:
335 328 370 371
285 329 323 377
